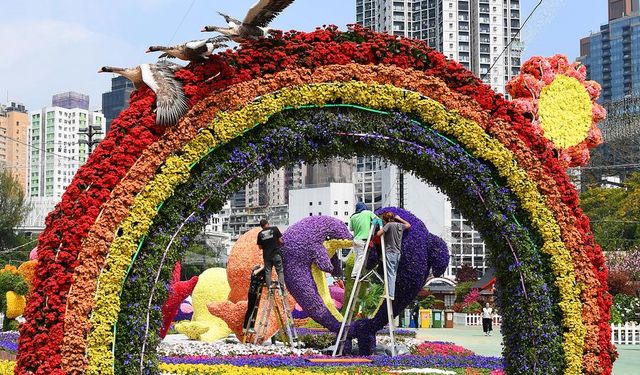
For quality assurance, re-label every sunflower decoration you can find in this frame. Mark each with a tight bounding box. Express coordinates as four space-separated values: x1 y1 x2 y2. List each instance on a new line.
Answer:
507 54 606 167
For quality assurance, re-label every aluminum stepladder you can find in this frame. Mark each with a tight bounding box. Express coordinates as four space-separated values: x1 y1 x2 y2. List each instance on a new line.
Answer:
252 282 299 347
242 283 264 344
332 224 397 357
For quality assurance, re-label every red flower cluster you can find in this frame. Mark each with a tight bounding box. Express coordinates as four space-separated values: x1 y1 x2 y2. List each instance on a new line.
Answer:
160 263 198 339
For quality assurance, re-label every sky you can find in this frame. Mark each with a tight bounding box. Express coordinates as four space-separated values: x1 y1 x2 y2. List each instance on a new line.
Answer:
0 0 609 112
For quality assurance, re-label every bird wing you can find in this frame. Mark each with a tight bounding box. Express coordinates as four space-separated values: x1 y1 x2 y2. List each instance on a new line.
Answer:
141 63 188 126
243 0 295 27
218 12 243 27
185 39 208 49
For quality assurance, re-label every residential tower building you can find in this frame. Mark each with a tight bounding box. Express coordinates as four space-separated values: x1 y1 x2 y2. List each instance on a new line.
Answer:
355 0 523 94
0 102 29 191
102 76 135 133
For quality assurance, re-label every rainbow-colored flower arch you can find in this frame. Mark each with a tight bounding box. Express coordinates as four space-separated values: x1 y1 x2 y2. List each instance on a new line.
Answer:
16 26 614 375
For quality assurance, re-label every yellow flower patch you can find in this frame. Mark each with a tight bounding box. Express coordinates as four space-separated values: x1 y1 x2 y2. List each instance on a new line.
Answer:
538 75 593 149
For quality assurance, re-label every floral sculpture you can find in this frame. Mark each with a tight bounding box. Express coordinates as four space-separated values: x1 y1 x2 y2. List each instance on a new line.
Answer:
0 266 28 331
292 282 344 320
174 297 193 322
16 24 613 375
208 228 294 342
175 268 230 342
507 55 605 167
348 207 440 355
160 262 198 339
280 216 353 333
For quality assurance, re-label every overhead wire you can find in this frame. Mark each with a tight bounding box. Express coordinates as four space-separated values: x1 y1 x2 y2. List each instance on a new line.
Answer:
169 0 198 43
481 0 545 81
0 134 78 161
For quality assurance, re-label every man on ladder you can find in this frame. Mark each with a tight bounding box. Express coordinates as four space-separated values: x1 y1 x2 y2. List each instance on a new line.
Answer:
333 209 410 357
244 219 298 347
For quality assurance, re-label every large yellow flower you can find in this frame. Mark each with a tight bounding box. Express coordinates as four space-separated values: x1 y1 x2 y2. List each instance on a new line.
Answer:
507 55 606 167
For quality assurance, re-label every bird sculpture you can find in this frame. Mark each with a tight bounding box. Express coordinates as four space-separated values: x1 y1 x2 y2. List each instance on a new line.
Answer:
146 36 229 62
202 0 295 41
99 62 188 126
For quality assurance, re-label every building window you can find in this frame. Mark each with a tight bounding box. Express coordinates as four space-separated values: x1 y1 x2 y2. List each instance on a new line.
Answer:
344 211 349 216
318 212 322 216
309 213 313 216
334 200 338 204
318 201 322 205
309 202 313 206
334 211 339 215
344 201 349 204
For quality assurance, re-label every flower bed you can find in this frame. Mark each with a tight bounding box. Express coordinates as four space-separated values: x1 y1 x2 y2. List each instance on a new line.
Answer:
412 342 475 357
0 332 18 353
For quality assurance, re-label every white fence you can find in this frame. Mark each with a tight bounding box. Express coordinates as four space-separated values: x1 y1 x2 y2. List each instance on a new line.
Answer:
611 323 640 345
453 313 502 326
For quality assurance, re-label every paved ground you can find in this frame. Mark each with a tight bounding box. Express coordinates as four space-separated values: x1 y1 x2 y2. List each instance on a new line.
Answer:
415 326 639 375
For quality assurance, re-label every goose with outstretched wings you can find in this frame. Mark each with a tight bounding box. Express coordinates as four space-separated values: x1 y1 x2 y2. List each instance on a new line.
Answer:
202 0 295 41
146 36 229 62
99 62 188 126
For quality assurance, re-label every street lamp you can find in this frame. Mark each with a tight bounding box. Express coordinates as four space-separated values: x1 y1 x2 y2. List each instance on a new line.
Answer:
78 125 103 154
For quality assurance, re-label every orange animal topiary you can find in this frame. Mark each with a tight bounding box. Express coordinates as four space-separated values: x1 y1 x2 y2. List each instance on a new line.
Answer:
208 227 295 342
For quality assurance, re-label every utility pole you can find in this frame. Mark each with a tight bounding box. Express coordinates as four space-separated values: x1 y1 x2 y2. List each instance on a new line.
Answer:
78 125 103 154
398 168 405 209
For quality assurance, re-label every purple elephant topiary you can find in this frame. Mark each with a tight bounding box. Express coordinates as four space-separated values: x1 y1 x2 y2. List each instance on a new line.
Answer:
349 207 449 355
282 209 449 355
281 216 353 332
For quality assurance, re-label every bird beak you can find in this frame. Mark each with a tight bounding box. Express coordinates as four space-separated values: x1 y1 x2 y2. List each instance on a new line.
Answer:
145 48 152 53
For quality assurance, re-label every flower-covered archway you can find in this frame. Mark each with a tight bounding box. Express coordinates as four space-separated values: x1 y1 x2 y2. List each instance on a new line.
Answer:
16 26 614 375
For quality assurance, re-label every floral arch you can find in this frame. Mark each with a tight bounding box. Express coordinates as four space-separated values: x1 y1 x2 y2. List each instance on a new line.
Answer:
16 26 614 375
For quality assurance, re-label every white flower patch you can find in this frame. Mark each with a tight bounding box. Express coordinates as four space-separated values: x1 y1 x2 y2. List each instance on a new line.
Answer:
389 369 456 374
158 335 320 357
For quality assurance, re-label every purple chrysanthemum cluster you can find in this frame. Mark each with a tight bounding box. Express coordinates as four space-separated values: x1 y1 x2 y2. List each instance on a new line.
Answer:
281 216 353 332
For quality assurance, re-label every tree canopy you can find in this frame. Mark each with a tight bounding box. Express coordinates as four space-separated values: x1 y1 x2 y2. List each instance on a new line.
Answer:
0 170 30 259
581 172 640 252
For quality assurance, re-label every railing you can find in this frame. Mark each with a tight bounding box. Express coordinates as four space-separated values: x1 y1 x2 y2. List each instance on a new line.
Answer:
453 313 502 326
611 323 640 345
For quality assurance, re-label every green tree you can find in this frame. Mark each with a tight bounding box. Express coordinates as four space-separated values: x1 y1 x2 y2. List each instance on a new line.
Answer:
581 172 640 252
0 171 30 256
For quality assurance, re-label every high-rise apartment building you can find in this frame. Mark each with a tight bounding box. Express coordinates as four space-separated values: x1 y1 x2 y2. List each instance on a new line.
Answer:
356 0 522 94
0 102 29 192
102 76 135 133
52 92 90 111
28 95 105 198
609 0 639 21
578 2 640 103
354 156 386 210
304 158 355 186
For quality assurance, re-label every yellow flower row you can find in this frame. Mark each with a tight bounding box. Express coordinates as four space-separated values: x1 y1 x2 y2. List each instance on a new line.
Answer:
0 361 13 375
87 82 583 374
159 363 387 374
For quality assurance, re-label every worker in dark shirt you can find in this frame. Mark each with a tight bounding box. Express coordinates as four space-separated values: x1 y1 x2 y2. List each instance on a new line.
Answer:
256 219 285 292
243 264 265 332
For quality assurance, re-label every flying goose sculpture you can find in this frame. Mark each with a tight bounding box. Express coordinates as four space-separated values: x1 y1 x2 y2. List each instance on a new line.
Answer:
99 62 188 126
202 0 295 41
146 36 229 62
